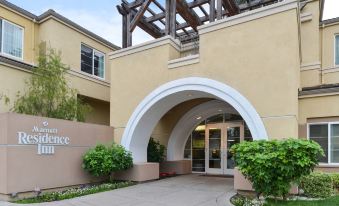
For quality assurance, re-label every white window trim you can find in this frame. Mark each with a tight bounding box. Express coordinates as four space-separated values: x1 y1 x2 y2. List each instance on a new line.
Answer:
0 19 24 61
335 34 339 67
80 43 105 80
307 121 339 166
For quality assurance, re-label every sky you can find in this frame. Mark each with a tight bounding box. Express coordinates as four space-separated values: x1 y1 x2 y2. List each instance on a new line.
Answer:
6 0 339 47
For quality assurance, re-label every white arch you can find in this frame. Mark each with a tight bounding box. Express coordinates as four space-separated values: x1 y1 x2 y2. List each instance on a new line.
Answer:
167 100 239 161
121 77 268 163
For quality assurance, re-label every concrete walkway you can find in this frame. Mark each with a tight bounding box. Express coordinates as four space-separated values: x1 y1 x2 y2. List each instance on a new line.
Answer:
0 174 235 206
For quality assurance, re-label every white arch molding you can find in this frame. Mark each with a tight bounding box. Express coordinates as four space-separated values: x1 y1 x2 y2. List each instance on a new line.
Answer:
121 77 268 163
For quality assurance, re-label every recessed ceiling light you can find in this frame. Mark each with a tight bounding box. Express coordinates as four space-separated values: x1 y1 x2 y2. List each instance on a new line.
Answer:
187 94 193 97
218 109 223 112
196 116 202 120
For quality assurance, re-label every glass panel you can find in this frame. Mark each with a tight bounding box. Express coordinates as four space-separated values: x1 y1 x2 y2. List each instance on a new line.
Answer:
244 123 253 141
192 129 205 172
94 51 104 78
206 114 223 124
224 114 243 121
208 128 221 169
331 124 339 163
227 126 240 169
2 21 23 58
81 44 93 75
309 124 328 163
184 135 192 159
336 35 339 65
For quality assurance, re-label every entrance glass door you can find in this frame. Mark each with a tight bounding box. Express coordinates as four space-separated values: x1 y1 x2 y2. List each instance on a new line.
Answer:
205 122 244 175
205 124 224 174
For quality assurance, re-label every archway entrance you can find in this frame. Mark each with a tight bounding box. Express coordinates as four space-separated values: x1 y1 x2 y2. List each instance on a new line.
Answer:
121 77 268 163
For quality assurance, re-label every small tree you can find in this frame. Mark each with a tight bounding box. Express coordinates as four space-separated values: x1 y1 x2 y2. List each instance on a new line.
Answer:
12 46 91 121
147 137 166 162
231 139 324 199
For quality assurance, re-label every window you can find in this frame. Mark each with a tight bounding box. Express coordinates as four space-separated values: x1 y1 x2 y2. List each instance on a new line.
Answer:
0 19 23 59
308 122 339 164
336 35 339 66
81 44 105 78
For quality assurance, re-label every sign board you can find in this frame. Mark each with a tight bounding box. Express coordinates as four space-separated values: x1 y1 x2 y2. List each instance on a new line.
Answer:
17 121 70 155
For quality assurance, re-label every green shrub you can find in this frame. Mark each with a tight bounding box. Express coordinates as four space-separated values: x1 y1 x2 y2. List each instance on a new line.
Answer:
300 172 333 198
111 144 133 172
82 144 133 179
147 137 166 162
231 139 324 199
330 173 339 189
82 144 113 178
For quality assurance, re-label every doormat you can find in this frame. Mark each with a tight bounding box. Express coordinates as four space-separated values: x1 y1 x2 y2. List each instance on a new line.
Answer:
200 174 234 178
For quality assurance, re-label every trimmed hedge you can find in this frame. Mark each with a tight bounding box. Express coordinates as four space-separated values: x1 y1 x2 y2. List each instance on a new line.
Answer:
300 172 334 198
331 173 339 189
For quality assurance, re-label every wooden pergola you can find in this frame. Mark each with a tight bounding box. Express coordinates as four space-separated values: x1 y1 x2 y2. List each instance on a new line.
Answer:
117 0 281 48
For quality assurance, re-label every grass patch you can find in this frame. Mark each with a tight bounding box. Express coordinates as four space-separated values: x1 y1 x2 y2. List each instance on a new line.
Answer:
13 181 135 204
265 196 339 206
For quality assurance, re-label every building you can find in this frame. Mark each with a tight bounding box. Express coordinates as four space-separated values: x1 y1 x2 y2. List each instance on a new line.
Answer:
110 0 339 178
0 0 119 126
0 0 339 198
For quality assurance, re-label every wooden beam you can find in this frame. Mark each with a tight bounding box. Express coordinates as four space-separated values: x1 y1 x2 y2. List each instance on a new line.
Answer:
170 0 177 37
176 0 202 31
216 0 222 20
209 0 215 22
130 0 153 32
222 0 239 16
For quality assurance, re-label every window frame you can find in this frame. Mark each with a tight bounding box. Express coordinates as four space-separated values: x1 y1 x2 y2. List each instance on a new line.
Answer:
335 34 339 67
307 121 339 166
80 43 105 80
0 19 24 60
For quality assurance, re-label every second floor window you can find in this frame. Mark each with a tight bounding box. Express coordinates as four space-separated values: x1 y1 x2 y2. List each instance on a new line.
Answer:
81 44 105 79
0 19 24 59
336 35 339 66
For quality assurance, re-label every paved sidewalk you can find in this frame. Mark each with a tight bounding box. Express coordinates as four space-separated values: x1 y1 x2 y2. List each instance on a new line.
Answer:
0 174 235 206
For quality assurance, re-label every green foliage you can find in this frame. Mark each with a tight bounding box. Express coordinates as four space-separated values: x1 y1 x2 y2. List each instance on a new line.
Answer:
147 137 166 162
330 173 339 189
12 46 91 121
300 172 334 198
82 144 133 178
111 144 133 172
14 181 134 204
82 144 113 177
231 139 324 198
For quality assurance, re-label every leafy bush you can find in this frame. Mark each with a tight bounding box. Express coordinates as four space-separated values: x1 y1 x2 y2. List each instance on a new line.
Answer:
300 172 333 198
111 144 133 172
83 144 133 179
147 137 166 162
82 144 113 177
330 173 339 189
14 181 134 204
231 139 324 199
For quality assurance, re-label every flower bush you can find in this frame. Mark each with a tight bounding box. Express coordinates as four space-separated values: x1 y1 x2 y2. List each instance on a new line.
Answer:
231 139 324 199
14 181 134 204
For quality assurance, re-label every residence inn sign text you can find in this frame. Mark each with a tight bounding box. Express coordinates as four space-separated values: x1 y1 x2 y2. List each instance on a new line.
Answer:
17 121 70 155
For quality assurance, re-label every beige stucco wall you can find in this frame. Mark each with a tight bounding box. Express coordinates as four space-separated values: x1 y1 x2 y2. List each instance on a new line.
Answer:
110 5 301 144
37 18 113 83
82 96 110 126
0 5 116 124
0 113 114 195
